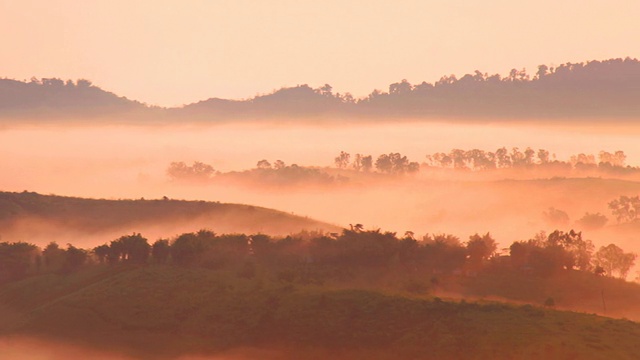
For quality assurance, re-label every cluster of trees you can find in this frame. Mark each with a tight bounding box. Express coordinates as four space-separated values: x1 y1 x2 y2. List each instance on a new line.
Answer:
334 151 420 174
546 194 640 232
1 226 636 285
167 159 342 185
542 207 609 230
609 195 640 223
425 148 630 172
0 241 88 282
167 161 217 182
508 230 636 279
249 160 341 185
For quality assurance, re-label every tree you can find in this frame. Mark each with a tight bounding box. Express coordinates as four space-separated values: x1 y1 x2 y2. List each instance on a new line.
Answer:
334 151 350 169
93 244 110 264
495 147 511 168
389 79 412 95
375 154 393 173
62 244 87 273
536 65 549 79
422 234 466 274
595 244 636 279
407 162 420 173
152 239 171 264
273 160 286 170
171 231 211 266
598 150 626 167
543 207 570 226
110 233 150 265
608 195 640 223
352 153 372 172
570 153 596 167
256 159 271 169
361 155 373 172
167 161 215 182
390 153 409 174
450 149 468 169
575 212 608 230
0 242 38 282
375 153 415 174
318 83 333 97
545 230 593 271
43 242 65 271
466 233 497 268
537 149 550 164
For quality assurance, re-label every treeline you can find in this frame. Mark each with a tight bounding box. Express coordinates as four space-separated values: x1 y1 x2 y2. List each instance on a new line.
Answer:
4 57 640 120
1 227 636 286
180 57 640 119
167 160 346 185
167 147 636 185
424 148 634 173
167 151 422 184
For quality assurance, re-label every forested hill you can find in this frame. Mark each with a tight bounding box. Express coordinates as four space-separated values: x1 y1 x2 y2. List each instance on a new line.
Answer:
0 78 146 119
2 57 640 120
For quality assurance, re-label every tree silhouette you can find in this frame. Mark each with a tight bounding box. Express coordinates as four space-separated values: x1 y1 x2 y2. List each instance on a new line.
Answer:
256 159 272 169
595 244 637 279
466 233 497 268
152 239 171 264
109 233 150 265
608 195 640 223
334 151 350 169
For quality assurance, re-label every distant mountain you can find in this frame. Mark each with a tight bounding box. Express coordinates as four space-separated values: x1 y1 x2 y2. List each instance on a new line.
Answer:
3 57 640 121
0 78 145 119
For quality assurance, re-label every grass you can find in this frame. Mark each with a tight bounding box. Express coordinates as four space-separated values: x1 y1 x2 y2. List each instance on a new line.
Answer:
2 265 640 359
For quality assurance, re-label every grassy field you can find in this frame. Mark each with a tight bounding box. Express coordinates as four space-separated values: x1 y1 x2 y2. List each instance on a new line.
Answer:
2 264 640 359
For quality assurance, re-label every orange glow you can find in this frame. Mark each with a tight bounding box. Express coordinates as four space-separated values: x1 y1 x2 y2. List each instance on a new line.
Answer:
1 1 639 106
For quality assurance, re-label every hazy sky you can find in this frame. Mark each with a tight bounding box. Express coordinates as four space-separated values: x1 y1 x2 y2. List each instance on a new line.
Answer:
1 0 639 107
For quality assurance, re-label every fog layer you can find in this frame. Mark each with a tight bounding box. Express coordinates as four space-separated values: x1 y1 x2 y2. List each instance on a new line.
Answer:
2 120 640 250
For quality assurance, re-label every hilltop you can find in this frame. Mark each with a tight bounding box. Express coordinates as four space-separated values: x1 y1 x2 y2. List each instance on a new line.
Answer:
0 191 340 246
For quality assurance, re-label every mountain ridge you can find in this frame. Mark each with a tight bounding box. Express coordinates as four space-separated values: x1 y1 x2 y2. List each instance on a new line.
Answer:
2 57 640 120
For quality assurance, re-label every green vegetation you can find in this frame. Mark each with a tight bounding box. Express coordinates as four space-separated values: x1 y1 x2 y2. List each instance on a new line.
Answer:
1 264 640 359
1 224 640 358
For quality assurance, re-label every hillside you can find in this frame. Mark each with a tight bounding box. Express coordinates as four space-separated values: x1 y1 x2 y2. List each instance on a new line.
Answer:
0 191 340 246
0 78 145 119
3 58 640 121
1 265 640 359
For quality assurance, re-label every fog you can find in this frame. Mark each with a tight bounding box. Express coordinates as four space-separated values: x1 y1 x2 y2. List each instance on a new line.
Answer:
3 117 640 360
2 120 640 251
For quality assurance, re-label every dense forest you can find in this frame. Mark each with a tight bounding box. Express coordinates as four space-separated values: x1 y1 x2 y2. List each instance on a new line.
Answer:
2 57 640 120
1 227 636 284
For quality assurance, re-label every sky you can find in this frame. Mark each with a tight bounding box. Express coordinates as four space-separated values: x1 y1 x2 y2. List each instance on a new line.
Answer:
1 0 639 107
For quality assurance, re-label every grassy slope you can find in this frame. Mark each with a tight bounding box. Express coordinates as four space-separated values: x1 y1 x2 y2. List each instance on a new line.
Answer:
0 191 341 239
2 265 640 359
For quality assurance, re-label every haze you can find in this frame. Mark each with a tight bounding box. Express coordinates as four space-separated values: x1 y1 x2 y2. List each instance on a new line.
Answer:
1 0 639 106
3 120 640 252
